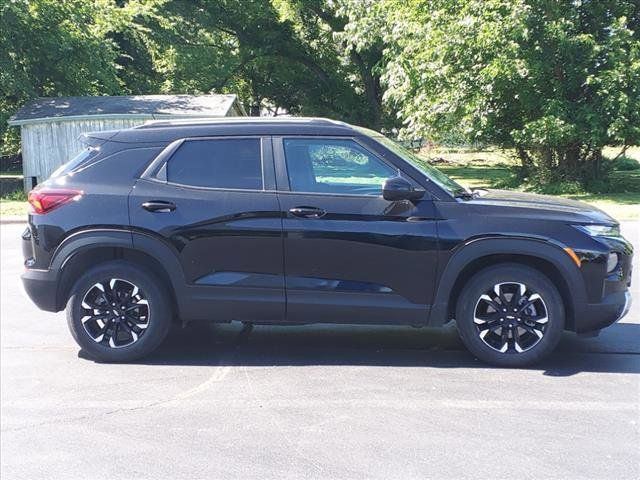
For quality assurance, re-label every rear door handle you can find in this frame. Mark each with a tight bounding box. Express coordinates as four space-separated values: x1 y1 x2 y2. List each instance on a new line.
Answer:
142 201 176 213
288 206 326 218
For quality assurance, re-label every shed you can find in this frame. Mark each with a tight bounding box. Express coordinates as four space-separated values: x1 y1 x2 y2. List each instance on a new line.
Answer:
8 94 246 189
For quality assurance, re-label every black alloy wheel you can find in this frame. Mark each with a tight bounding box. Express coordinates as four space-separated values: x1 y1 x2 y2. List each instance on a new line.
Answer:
80 278 150 348
67 261 172 362
473 282 549 354
455 264 565 367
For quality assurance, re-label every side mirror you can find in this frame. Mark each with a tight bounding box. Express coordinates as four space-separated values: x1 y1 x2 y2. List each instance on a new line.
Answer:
382 176 425 202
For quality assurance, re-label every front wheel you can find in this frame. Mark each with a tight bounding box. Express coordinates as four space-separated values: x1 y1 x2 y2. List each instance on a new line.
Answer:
455 264 565 367
66 261 172 362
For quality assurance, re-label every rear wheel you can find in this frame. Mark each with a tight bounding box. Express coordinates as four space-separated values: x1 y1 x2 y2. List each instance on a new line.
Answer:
66 261 172 362
455 264 565 367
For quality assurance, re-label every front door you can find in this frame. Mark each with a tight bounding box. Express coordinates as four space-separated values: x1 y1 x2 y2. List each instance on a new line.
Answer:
129 136 284 323
274 136 439 325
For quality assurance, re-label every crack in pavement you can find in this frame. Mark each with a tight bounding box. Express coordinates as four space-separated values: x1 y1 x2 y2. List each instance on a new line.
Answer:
2 365 232 433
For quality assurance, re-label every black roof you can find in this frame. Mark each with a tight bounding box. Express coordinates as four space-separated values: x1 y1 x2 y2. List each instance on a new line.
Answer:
8 95 243 125
90 117 367 144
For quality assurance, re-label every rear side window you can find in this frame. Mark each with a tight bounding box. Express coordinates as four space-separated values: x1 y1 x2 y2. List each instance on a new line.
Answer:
167 138 262 190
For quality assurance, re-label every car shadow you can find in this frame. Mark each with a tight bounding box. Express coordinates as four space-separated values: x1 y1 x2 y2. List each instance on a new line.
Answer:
80 321 640 376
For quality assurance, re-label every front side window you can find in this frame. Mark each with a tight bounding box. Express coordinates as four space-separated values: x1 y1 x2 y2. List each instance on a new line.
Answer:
283 138 396 195
167 138 262 189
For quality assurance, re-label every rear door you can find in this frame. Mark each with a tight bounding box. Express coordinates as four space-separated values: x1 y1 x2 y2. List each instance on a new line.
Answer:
274 136 439 325
128 136 285 323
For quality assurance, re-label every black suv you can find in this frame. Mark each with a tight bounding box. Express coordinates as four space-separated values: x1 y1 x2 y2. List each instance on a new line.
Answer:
21 118 633 366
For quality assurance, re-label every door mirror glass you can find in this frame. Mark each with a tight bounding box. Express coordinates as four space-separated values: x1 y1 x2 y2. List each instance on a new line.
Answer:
382 176 425 202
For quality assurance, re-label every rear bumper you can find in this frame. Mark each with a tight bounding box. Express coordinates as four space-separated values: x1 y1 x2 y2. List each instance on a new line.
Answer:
575 289 632 333
22 268 60 312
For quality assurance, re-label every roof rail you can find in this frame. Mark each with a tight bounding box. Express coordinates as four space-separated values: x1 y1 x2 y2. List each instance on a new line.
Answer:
133 116 347 130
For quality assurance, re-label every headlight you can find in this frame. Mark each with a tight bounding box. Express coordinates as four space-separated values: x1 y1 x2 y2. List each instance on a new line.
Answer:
573 224 621 237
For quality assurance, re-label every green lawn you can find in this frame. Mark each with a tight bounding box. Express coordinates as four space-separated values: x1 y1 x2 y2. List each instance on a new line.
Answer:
432 150 640 220
0 200 27 217
564 192 639 220
0 190 27 218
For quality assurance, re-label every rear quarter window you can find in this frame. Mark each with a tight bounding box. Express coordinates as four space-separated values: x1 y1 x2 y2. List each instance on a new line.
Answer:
68 146 164 184
50 148 99 178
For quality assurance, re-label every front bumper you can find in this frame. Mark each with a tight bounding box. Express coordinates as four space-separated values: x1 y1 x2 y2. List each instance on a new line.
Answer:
572 231 633 333
620 290 632 319
575 289 632 333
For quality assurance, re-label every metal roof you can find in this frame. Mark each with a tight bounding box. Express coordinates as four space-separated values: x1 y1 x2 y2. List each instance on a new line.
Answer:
8 94 245 126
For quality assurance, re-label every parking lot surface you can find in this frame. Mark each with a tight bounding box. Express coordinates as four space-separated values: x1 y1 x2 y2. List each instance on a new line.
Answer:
1 221 639 479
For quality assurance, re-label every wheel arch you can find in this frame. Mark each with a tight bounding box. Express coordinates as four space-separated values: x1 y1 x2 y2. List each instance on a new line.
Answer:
52 229 185 318
428 237 587 331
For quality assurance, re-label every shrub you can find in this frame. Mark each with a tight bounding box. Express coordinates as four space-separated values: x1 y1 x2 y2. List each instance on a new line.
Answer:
613 156 640 171
535 181 584 196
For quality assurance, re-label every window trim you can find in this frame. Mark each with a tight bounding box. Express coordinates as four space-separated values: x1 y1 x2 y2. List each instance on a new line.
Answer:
274 135 422 197
142 135 270 192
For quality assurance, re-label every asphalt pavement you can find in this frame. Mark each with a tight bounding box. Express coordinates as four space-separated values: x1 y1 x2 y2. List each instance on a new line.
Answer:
1 221 639 479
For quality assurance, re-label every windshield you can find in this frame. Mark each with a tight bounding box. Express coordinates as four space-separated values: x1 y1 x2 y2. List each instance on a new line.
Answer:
363 132 466 196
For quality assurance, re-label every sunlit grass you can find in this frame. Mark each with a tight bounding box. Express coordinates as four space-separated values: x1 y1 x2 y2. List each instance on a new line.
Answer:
428 148 639 221
0 200 28 218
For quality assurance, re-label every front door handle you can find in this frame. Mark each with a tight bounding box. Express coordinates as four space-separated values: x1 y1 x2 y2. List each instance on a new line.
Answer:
142 200 176 213
288 206 326 218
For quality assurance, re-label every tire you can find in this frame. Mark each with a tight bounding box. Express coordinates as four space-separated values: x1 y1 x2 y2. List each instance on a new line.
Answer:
455 263 565 367
66 260 172 362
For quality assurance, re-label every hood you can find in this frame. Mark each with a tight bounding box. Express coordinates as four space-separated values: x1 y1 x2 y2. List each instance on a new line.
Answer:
468 189 617 224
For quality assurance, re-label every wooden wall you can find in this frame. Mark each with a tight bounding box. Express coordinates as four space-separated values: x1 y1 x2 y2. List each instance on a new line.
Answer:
20 117 147 190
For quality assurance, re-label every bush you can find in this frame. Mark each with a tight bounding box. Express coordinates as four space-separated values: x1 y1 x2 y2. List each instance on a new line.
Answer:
0 190 27 201
584 178 613 194
613 156 640 171
534 181 584 195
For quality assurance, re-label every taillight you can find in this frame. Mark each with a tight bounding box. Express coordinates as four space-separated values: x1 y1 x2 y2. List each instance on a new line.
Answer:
28 188 83 214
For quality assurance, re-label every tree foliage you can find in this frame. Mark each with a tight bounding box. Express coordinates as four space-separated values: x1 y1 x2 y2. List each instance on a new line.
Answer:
1 0 638 188
371 0 640 186
1 1 111 153
0 0 393 153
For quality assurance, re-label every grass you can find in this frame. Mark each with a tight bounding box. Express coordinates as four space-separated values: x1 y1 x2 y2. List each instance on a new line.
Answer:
564 192 639 220
426 147 639 221
0 201 27 217
0 190 27 218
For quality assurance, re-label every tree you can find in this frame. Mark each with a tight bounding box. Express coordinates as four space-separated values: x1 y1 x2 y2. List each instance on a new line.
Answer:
1 0 396 157
281 0 388 129
0 0 142 154
373 0 640 187
141 0 386 126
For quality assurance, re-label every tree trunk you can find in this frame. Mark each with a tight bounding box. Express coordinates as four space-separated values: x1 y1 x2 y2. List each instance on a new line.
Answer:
541 147 554 171
591 148 603 179
516 147 533 176
564 145 580 173
349 50 383 130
